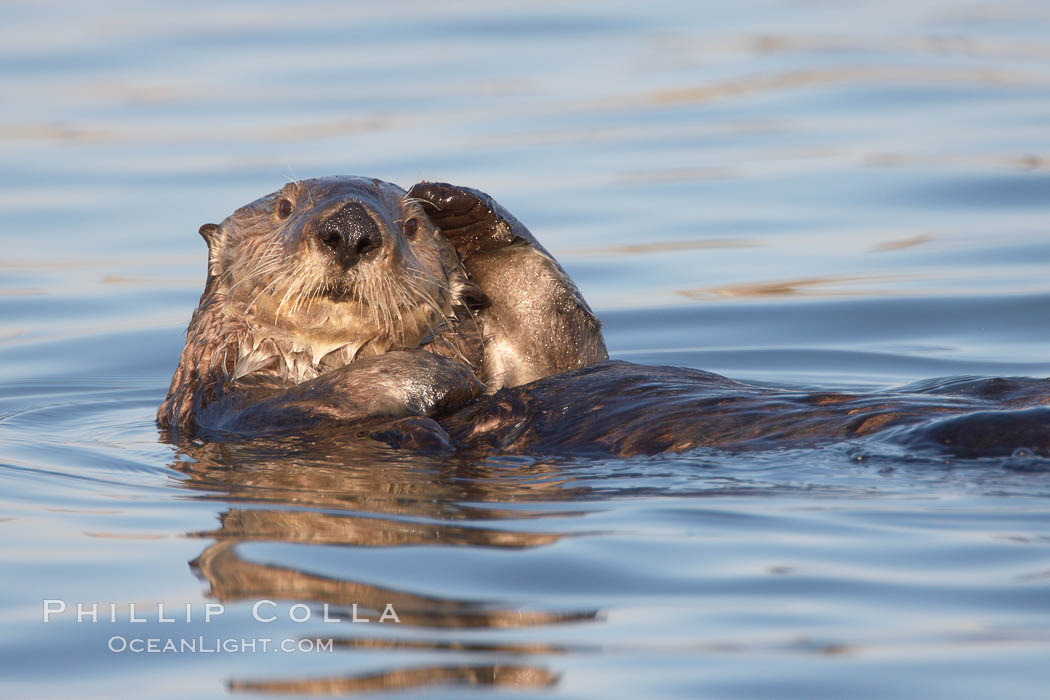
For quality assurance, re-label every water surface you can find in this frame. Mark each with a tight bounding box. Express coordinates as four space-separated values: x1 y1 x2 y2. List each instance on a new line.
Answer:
2 1 1050 698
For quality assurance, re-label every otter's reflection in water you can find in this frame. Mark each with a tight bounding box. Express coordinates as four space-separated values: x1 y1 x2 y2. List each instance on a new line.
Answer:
173 436 599 695
229 666 560 695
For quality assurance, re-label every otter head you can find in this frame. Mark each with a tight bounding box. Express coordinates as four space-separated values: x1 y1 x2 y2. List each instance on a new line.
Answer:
198 176 474 374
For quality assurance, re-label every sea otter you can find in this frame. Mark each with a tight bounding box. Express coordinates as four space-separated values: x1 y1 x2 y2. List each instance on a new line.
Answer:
159 177 1050 458
157 176 606 443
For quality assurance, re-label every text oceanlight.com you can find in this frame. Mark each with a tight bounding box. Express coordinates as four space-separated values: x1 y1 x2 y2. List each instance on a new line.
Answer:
107 636 333 654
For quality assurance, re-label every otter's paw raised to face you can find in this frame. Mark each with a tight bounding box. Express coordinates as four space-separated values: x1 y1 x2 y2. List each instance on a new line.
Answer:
157 176 607 442
409 181 608 389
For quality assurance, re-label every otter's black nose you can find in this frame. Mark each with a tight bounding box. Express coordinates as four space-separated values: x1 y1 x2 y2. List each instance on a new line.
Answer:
317 201 383 268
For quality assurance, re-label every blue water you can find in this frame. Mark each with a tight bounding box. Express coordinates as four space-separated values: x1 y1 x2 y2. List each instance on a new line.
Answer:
2 1 1050 697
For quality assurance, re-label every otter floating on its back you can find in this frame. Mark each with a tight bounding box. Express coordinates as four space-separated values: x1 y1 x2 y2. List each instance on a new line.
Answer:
160 177 1050 458
158 176 606 443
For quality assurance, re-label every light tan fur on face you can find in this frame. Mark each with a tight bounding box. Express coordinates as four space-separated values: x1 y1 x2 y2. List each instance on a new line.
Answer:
221 178 469 383
158 177 475 432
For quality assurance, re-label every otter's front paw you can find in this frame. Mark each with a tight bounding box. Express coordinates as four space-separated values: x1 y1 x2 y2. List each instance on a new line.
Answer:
408 181 519 258
367 416 453 453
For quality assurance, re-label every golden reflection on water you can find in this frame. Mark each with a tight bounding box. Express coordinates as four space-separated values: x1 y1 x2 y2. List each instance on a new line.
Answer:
648 32 1050 63
869 234 935 253
631 66 1043 109
190 540 593 630
865 153 1050 171
229 664 560 696
174 439 591 516
561 238 761 257
173 438 598 694
678 274 907 300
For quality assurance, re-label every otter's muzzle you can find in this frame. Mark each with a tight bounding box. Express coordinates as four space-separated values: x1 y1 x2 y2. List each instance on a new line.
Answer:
317 201 383 269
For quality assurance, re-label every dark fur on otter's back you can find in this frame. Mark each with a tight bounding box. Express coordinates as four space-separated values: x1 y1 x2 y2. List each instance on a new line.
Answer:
160 177 1050 458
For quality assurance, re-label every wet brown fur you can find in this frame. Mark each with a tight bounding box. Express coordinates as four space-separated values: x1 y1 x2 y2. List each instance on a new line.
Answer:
158 177 487 438
442 362 1050 457
158 177 607 441
160 177 1050 459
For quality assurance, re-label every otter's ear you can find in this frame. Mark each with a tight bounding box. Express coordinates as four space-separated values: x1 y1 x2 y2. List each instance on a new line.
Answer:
199 222 221 246
408 181 545 260
198 223 226 277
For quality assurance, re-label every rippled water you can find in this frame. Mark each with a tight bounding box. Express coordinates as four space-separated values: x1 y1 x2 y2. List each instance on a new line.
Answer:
3 1 1050 698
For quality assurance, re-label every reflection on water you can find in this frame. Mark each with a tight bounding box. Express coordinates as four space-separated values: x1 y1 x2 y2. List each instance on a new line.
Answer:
230 665 560 696
2 0 1050 698
175 440 595 692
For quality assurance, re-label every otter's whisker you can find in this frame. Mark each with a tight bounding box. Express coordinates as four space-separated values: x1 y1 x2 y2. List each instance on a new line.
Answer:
273 261 306 323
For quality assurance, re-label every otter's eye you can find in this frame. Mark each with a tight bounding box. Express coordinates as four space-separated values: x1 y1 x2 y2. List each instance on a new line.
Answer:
403 217 418 237
277 198 293 219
